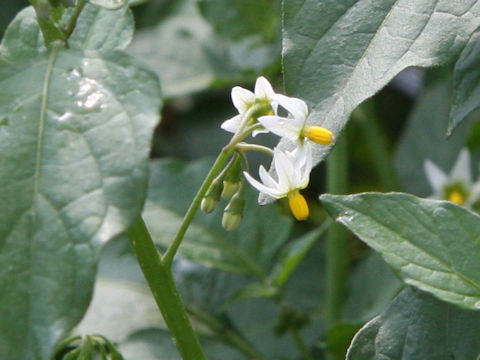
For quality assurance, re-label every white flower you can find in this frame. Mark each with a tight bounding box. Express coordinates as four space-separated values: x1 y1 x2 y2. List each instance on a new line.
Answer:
221 76 277 135
243 144 313 220
257 94 333 146
424 149 480 207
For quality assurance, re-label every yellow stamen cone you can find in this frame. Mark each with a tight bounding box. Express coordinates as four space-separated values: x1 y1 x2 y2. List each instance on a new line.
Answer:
302 126 333 145
448 190 465 205
288 191 309 221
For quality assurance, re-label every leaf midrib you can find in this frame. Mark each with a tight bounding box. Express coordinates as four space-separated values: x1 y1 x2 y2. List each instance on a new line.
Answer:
27 45 61 357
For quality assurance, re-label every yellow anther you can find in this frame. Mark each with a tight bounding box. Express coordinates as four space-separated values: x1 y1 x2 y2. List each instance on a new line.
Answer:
448 190 465 205
301 126 333 145
288 191 309 221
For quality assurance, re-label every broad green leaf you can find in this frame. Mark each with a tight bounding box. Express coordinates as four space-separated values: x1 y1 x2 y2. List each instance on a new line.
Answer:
394 79 471 195
321 192 480 309
89 0 126 10
450 31 480 134
119 328 243 360
0 8 161 360
119 329 181 360
343 251 403 323
74 278 164 342
282 0 480 167
68 3 134 51
271 223 328 288
347 287 480 359
144 159 293 278
129 0 280 98
197 0 279 41
128 0 235 98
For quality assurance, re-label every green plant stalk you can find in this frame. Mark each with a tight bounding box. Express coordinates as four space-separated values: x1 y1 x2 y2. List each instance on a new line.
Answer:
127 218 207 360
187 306 268 360
161 147 234 268
64 0 88 39
325 134 350 360
162 104 265 268
353 103 400 191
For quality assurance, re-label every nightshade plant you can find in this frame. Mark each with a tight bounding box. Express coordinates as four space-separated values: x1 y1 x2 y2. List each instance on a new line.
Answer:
3 0 480 360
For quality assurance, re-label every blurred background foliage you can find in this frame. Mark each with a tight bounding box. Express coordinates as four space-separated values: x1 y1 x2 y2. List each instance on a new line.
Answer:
4 0 480 359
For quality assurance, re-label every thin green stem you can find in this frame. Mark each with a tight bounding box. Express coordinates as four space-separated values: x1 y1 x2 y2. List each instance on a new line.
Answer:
127 219 207 360
162 105 266 269
290 329 314 360
352 102 400 191
64 0 88 40
325 133 350 360
187 306 268 360
236 142 274 156
161 148 234 268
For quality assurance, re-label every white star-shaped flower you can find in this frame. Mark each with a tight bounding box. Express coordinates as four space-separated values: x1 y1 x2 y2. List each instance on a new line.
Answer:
221 76 277 135
243 144 313 220
424 149 480 207
258 94 333 146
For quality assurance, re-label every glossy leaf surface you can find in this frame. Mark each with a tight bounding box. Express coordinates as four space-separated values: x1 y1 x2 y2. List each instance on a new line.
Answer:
0 7 160 359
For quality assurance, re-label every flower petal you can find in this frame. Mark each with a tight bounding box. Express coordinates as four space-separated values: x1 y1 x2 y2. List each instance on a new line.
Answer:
254 76 275 100
273 94 308 123
273 147 294 192
450 149 472 185
259 165 279 189
243 171 283 198
221 115 242 133
231 86 255 114
424 159 448 194
258 115 301 142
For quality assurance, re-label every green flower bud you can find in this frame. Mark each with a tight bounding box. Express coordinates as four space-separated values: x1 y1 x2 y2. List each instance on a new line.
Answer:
221 180 240 198
222 211 242 231
222 157 242 198
201 180 223 213
201 197 219 214
222 190 245 231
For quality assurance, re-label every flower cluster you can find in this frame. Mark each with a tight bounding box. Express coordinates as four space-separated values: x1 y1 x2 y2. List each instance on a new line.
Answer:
424 149 480 209
201 76 333 227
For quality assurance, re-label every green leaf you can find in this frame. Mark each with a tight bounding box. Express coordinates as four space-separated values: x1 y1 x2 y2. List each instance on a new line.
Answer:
197 0 279 41
129 0 280 98
143 158 293 278
282 0 480 166
68 3 135 51
343 251 403 323
89 0 126 10
74 278 164 342
119 329 181 360
0 8 161 360
347 287 480 359
320 192 480 310
394 79 471 195
450 31 480 134
271 224 328 288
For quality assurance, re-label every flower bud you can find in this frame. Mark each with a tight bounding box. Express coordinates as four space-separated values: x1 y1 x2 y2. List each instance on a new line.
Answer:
221 180 240 198
222 157 242 198
201 180 223 213
222 191 245 231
